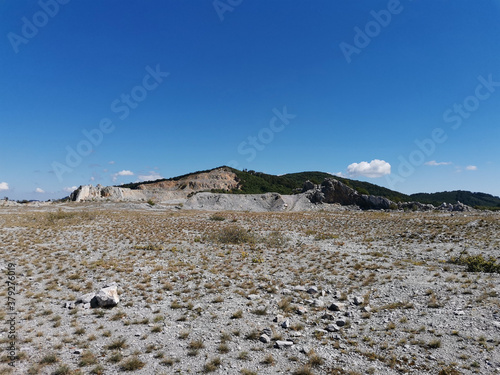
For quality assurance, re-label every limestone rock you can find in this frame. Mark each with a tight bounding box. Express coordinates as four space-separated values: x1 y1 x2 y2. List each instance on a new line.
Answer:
76 292 95 305
259 334 271 343
336 318 347 327
274 340 294 349
296 306 308 315
94 285 119 307
312 299 325 308
328 302 346 312
307 286 318 294
352 296 363 305
326 324 340 332
321 313 335 320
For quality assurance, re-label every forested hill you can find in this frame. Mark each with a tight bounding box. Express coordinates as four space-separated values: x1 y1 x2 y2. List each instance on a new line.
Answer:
118 166 500 209
410 191 500 209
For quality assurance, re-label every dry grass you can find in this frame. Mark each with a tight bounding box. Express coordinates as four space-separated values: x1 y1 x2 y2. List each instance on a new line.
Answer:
2 205 498 374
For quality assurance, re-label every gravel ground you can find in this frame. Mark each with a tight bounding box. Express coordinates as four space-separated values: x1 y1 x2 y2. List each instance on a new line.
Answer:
0 202 499 374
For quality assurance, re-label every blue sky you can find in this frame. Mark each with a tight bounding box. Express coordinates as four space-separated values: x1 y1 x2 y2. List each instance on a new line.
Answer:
1 0 499 200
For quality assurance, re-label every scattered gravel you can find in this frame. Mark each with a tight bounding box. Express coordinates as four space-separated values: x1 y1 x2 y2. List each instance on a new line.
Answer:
0 202 499 374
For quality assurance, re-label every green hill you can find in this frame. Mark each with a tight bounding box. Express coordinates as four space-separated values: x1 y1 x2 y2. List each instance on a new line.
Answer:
117 166 500 209
410 191 500 209
212 168 411 202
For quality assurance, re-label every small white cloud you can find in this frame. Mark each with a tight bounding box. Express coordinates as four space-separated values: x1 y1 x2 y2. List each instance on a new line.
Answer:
112 170 134 182
333 172 345 177
35 187 45 193
347 159 391 178
466 165 477 171
63 186 78 193
0 182 9 191
425 160 452 166
138 171 163 181
109 161 115 165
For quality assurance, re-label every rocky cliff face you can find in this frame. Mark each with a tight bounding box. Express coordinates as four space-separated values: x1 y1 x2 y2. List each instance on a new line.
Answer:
302 179 473 211
69 168 240 202
303 179 394 210
70 185 124 202
135 168 239 192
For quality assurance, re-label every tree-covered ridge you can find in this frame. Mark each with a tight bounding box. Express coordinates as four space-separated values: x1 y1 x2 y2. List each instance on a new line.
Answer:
410 191 500 209
117 166 500 209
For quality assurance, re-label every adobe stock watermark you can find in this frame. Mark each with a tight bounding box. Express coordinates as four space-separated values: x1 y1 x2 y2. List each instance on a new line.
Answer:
5 263 17 368
51 64 169 182
7 0 71 54
213 0 242 21
227 106 296 169
386 74 500 189
339 0 411 64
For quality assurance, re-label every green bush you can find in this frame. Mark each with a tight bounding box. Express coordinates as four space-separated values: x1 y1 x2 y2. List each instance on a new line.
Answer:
217 225 255 244
209 214 226 221
450 251 500 273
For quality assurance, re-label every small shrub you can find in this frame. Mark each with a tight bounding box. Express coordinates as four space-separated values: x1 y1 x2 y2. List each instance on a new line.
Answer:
52 365 71 375
245 330 260 341
108 352 123 363
160 357 177 366
428 339 441 349
277 296 293 312
261 354 275 365
120 357 145 371
217 343 230 354
263 231 289 247
209 214 225 221
78 351 97 367
237 351 250 360
151 325 162 333
203 357 222 373
188 340 205 350
449 251 500 273
251 306 267 316
217 225 255 244
307 351 324 367
90 365 105 375
231 309 243 319
438 365 462 375
106 338 127 350
293 365 314 375
39 353 58 365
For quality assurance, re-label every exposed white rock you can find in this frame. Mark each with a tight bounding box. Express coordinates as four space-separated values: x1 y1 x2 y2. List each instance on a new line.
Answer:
95 284 120 307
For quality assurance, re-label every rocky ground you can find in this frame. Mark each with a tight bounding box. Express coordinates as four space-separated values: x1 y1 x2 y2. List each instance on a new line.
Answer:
0 202 499 374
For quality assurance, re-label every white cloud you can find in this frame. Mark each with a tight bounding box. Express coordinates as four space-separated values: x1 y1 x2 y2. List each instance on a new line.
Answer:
333 172 345 177
109 161 115 164
35 187 45 193
0 182 9 191
466 165 477 171
425 160 452 166
138 171 163 181
63 186 78 193
112 170 134 182
117 170 134 176
347 159 391 178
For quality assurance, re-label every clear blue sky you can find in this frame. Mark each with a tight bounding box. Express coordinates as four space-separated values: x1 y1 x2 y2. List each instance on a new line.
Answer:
1 0 499 200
